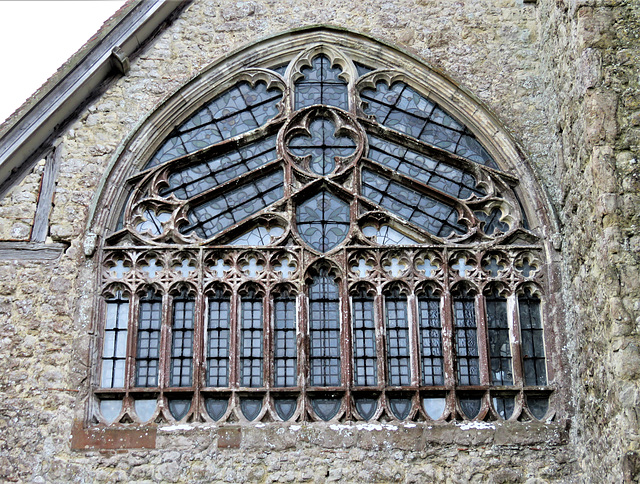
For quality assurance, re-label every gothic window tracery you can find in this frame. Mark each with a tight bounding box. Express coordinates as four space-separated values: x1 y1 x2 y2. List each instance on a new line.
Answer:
94 40 553 426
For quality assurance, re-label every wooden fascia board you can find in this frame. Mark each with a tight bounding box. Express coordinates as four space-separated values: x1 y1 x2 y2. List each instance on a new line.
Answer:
0 0 189 199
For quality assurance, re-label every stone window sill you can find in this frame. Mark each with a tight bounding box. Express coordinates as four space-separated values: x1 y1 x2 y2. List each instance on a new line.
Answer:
71 420 568 451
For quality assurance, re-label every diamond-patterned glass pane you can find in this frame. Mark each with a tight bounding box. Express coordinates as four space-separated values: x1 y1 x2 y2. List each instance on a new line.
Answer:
296 191 350 252
361 81 497 168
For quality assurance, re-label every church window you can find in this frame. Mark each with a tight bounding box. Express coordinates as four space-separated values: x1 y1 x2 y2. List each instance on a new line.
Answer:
93 39 553 425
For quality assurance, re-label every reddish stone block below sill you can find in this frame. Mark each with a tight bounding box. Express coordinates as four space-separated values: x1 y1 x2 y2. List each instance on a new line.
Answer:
71 421 157 450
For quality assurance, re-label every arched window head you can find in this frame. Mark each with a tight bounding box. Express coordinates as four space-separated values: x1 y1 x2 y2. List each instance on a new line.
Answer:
91 28 559 426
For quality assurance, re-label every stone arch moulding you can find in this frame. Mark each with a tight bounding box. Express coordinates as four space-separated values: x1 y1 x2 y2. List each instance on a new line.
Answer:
88 26 560 243
84 25 568 432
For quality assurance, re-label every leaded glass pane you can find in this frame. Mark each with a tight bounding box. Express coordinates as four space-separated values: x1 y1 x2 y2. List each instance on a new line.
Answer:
386 291 410 386
289 117 355 175
147 82 283 168
274 398 297 421
311 397 341 421
361 169 466 237
207 290 230 387
274 291 297 387
352 290 377 386
367 135 484 200
459 397 482 419
241 398 263 421
493 396 515 420
162 136 278 200
240 292 263 387
361 81 498 169
136 290 162 387
388 397 412 420
486 290 513 386
309 269 341 386
355 397 377 420
295 55 348 110
170 292 195 387
476 208 510 235
102 291 129 388
183 170 284 239
519 289 547 386
419 293 444 386
296 191 350 252
168 399 191 420
453 291 479 386
527 395 549 420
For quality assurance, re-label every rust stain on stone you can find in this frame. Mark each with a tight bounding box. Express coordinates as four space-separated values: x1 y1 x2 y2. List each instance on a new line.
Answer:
218 427 242 449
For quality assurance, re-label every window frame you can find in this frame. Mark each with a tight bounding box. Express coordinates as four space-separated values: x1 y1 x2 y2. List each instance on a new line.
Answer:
88 29 564 427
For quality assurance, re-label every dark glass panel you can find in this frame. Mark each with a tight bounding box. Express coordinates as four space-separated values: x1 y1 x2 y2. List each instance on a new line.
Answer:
459 397 482 419
386 290 410 386
184 169 284 239
475 208 510 235
486 289 513 386
361 169 466 237
207 290 231 387
135 289 162 387
312 397 341 421
308 269 341 386
241 398 263 421
274 398 297 421
419 292 444 386
168 399 191 420
352 290 377 386
527 396 549 420
102 291 129 388
453 291 479 386
493 396 515 420
354 62 375 77
355 397 378 420
388 397 412 420
205 398 228 421
519 289 547 386
274 291 297 387
296 191 350 253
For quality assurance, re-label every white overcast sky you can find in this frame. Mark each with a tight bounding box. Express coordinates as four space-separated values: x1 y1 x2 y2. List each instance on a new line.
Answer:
0 1 127 124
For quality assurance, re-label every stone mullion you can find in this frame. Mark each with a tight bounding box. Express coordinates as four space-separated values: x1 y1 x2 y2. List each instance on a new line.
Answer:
126 286 142 392
159 292 173 391
340 272 353 416
229 287 240 389
191 274 206 416
375 290 387 388
408 292 421 387
263 286 273 391
441 250 456 390
508 294 524 388
297 288 308 420
475 293 491 386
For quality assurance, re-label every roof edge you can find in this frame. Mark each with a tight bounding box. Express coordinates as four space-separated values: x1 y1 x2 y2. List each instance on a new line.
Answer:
0 0 190 199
